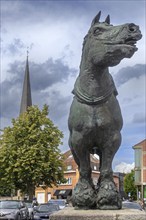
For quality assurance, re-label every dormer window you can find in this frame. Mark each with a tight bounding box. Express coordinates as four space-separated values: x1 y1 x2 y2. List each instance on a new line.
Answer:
67 165 72 170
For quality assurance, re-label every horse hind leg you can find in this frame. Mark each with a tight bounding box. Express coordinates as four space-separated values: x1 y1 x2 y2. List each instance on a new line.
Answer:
69 130 96 209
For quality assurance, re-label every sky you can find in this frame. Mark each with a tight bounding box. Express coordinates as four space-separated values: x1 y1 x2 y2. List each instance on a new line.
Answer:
0 0 146 173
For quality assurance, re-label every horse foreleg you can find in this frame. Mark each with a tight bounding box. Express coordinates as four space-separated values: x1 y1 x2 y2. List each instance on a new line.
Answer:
69 135 80 168
69 130 96 209
96 131 122 209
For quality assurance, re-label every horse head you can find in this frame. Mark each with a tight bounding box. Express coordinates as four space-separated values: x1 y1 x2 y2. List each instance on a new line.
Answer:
83 11 142 67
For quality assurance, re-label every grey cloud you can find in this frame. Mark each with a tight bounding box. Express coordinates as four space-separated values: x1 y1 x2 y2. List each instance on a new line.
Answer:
61 45 75 62
8 39 25 53
48 91 72 121
48 92 72 149
1 27 7 34
2 38 27 56
5 58 76 91
132 113 146 124
1 1 79 26
31 89 72 134
1 68 24 119
30 58 76 91
0 57 76 126
1 0 144 26
114 64 146 87
6 61 24 84
31 89 72 124
1 76 72 149
1 81 21 119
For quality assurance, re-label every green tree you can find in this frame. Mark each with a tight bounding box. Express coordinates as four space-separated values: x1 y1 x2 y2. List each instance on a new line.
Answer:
0 105 66 200
0 183 12 197
124 170 137 200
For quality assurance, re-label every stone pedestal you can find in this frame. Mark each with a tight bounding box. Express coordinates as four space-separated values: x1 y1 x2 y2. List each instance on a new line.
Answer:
50 207 146 220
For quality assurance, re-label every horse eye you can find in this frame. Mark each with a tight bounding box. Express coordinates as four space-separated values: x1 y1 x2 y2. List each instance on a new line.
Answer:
93 28 104 35
93 29 101 35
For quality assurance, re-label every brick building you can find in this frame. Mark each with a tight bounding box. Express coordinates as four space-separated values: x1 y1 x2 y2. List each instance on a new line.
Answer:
133 139 146 200
35 150 121 203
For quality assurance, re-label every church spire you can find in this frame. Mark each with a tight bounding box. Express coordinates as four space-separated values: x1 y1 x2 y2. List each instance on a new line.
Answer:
20 51 32 114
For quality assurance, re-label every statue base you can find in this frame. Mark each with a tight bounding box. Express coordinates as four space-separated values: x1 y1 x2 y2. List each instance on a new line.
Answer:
50 206 146 220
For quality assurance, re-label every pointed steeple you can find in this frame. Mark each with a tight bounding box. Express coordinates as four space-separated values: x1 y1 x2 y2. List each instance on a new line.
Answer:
20 52 32 114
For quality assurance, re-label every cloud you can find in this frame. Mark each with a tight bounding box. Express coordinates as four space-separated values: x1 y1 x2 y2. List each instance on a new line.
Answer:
114 162 134 173
30 58 76 91
1 80 21 118
0 57 76 122
2 38 34 57
0 55 75 150
0 1 89 25
114 64 146 87
1 0 145 163
115 65 145 118
132 113 146 124
7 39 26 55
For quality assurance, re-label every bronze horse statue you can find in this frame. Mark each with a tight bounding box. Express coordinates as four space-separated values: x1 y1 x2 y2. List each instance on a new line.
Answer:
68 11 142 210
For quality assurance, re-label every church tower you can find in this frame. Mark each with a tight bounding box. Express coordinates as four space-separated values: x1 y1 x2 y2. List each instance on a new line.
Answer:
20 52 32 114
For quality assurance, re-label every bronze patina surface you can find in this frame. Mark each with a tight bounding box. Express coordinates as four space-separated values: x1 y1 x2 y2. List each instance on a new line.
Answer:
68 11 142 210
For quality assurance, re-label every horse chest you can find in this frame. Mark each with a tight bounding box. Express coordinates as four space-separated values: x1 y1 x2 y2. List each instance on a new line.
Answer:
93 105 113 128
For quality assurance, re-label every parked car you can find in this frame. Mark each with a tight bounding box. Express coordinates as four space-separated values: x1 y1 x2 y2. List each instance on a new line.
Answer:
122 201 145 211
34 203 60 220
48 199 67 209
0 200 29 220
24 201 34 220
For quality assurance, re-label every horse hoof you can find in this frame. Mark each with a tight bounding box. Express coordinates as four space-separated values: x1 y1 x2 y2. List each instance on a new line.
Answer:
71 178 96 209
96 180 122 210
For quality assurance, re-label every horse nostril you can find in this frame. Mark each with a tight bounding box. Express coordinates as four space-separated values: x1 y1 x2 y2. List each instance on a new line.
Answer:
129 27 135 32
129 28 135 32
128 23 137 32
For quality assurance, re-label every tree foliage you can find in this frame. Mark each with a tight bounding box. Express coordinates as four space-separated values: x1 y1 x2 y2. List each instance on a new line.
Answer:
124 170 137 200
0 184 12 197
0 105 66 199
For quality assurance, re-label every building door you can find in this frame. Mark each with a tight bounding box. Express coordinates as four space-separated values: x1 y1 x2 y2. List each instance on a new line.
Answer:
37 192 45 204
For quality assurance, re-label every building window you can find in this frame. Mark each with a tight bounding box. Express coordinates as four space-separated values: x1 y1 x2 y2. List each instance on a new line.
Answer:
91 162 99 171
135 170 141 184
67 165 72 170
135 148 142 168
67 177 72 184
59 177 72 185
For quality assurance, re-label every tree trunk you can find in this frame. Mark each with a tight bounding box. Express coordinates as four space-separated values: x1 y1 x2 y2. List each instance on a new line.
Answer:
28 185 35 201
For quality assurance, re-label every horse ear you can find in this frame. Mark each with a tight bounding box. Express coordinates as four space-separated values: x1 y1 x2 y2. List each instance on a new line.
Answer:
91 11 101 26
105 15 110 24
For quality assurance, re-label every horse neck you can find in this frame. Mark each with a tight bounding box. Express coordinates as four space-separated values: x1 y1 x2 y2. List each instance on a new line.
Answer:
78 63 110 95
